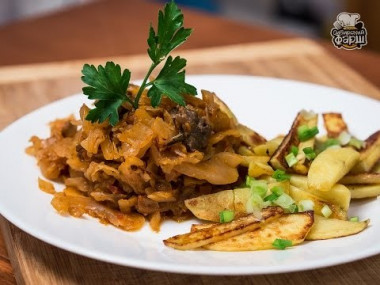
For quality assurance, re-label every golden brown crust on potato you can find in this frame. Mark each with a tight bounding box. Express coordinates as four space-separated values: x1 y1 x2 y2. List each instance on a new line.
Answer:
322 113 348 138
351 131 380 174
203 212 314 251
163 206 283 250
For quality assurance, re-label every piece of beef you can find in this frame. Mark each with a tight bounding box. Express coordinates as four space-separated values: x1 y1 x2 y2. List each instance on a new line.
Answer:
170 106 212 152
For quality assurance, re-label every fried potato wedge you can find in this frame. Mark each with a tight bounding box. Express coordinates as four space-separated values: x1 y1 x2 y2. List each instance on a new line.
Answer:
248 159 274 178
351 131 380 174
240 155 269 167
237 124 267 148
241 156 273 178
289 186 347 220
308 147 360 192
347 184 380 199
206 90 238 126
290 175 351 211
306 215 369 240
373 161 380 173
163 207 283 250
185 190 234 222
186 187 273 222
191 223 215 232
254 136 283 156
233 188 254 214
193 212 314 251
340 173 380 185
269 110 317 174
322 113 348 138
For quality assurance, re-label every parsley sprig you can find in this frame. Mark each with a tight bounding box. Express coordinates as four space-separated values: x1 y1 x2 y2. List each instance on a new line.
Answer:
81 1 196 126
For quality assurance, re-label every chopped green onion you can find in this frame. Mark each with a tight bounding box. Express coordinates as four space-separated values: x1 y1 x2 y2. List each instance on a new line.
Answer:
285 153 298 167
319 138 340 152
298 200 315 211
249 180 268 198
219 210 235 223
272 238 293 250
274 193 295 209
263 186 284 202
245 176 255 187
264 193 278 202
245 196 254 213
348 137 365 150
271 186 284 196
321 205 332 218
287 204 298 213
251 193 264 209
272 169 290 182
303 147 316 161
262 201 272 208
338 131 351 145
290 145 299 156
326 144 341 150
298 125 319 142
349 216 359 222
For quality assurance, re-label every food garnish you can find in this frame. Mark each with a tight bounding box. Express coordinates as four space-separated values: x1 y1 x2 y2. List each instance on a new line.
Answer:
82 0 196 126
272 238 293 250
27 0 380 253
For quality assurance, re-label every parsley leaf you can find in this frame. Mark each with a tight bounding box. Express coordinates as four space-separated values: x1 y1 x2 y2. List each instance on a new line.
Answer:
81 62 131 125
147 56 197 107
147 0 192 63
82 1 196 126
86 99 124 127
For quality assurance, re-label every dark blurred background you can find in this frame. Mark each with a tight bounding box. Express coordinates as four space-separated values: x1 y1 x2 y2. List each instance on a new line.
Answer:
0 0 379 51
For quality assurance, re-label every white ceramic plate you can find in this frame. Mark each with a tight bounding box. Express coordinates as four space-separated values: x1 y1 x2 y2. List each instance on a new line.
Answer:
0 75 379 275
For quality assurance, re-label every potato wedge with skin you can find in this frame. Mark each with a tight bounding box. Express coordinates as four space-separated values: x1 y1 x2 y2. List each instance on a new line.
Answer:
185 190 234 222
351 131 380 174
289 186 347 220
290 175 351 211
269 110 317 174
347 184 380 199
269 111 304 170
294 113 318 174
306 215 369 240
163 207 283 250
237 124 267 148
203 212 314 251
340 173 380 185
207 90 238 126
191 223 216 232
186 187 269 222
322 113 348 138
308 147 360 192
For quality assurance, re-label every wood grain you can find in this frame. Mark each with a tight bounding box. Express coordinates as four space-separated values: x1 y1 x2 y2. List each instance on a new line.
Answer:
0 39 379 284
0 0 292 67
0 38 379 129
1 0 380 92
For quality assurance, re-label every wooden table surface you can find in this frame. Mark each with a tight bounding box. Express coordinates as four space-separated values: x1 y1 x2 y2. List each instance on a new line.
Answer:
1 0 380 88
0 0 379 284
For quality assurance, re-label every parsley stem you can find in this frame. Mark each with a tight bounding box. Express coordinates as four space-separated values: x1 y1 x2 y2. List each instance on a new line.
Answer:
133 62 158 108
123 96 135 107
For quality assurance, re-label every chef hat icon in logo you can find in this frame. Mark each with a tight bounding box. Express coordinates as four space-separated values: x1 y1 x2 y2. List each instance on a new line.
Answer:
331 12 367 50
333 13 360 29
